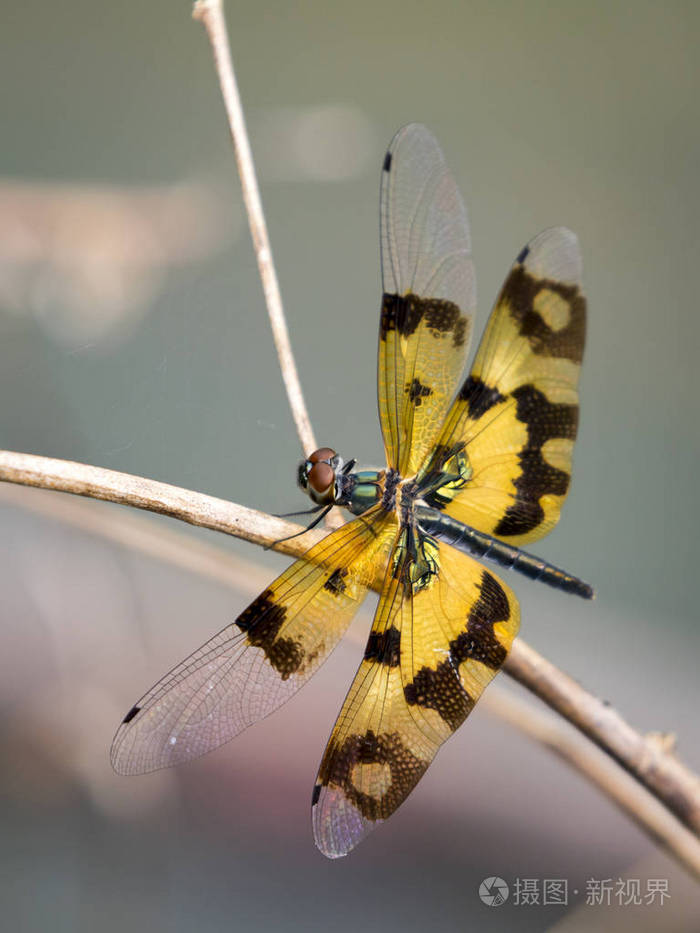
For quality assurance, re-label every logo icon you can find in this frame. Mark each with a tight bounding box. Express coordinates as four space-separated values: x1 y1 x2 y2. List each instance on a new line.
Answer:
479 876 509 907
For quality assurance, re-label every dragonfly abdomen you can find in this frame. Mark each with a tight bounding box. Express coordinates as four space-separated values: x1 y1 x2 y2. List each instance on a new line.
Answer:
415 506 594 600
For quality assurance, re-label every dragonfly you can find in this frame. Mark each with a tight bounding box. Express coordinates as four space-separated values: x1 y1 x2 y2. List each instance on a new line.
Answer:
111 124 591 858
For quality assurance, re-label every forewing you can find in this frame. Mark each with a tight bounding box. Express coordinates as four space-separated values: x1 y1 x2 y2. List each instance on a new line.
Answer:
423 227 586 545
378 123 475 477
111 507 397 775
312 529 519 858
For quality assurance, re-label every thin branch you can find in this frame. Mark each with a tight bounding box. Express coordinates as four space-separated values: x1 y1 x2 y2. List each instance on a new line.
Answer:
4 476 699 878
2 448 700 858
192 0 316 457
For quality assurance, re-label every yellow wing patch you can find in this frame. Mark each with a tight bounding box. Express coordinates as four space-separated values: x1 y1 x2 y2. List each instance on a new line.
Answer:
111 506 397 775
422 227 586 546
312 530 519 858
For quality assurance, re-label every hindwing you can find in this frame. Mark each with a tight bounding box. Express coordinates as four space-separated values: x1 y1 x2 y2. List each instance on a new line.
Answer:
111 506 396 775
312 526 519 857
421 227 586 545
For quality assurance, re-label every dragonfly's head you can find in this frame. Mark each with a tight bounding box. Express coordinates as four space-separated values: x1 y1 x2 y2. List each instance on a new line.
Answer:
298 447 344 506
297 447 356 505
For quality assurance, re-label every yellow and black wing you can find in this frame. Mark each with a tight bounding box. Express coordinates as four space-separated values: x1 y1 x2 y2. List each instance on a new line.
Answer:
312 529 519 857
422 227 586 546
111 506 397 775
378 123 476 478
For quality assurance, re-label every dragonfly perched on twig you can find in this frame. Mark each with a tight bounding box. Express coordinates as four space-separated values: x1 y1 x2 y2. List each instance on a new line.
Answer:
111 124 591 858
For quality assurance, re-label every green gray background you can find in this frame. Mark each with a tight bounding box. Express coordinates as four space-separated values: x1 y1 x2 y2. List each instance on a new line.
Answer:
1 1 698 930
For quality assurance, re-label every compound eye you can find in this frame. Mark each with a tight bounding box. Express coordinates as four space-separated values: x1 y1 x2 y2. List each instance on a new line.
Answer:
297 460 309 490
307 461 335 500
308 447 337 464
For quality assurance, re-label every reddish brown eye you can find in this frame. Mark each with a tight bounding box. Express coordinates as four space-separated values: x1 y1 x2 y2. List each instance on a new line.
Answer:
308 461 335 496
308 447 336 464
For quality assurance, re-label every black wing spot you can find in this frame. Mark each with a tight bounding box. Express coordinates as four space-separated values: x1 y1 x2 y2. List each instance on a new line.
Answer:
311 784 322 806
317 730 427 822
324 568 348 595
494 384 577 536
404 661 474 732
424 300 462 338
364 625 401 666
122 705 141 724
407 377 433 407
500 266 586 363
380 294 464 344
235 589 304 678
380 294 422 340
383 150 393 172
450 570 510 670
516 245 530 264
457 375 505 418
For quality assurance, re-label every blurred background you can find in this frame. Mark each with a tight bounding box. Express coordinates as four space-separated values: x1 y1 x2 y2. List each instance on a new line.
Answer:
1 1 699 929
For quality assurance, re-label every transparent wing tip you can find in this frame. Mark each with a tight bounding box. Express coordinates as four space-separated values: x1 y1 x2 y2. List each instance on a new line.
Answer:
519 226 582 285
386 122 434 155
312 785 380 859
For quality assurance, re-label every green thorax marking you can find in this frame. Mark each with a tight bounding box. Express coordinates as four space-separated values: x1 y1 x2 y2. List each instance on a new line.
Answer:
345 469 385 515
